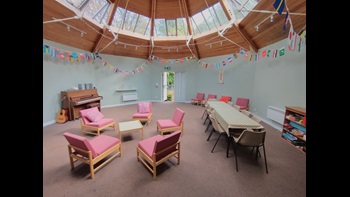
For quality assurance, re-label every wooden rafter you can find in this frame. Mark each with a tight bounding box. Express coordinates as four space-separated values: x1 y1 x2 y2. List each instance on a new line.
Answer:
92 0 119 53
181 0 200 59
148 0 156 58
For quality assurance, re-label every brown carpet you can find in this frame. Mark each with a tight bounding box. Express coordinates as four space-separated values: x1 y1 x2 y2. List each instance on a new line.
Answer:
43 102 306 197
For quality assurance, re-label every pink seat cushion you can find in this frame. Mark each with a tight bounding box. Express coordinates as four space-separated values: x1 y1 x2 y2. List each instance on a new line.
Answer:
89 135 120 156
85 107 104 122
138 130 181 161
138 102 152 113
86 118 115 127
138 135 164 158
132 112 151 118
157 119 178 128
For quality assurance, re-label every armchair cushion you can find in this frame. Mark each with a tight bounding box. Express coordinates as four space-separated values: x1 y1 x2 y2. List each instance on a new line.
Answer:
85 107 104 122
157 119 178 128
138 102 151 113
85 118 115 127
219 96 230 103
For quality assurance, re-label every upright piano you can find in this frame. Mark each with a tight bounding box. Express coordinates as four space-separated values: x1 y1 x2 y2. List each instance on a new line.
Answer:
61 88 103 121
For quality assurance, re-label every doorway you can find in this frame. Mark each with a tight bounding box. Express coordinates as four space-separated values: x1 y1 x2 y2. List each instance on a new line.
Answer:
161 71 186 102
162 72 175 101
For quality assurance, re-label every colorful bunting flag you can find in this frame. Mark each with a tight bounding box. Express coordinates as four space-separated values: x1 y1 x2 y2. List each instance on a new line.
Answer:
262 50 267 58
273 0 285 15
279 47 285 56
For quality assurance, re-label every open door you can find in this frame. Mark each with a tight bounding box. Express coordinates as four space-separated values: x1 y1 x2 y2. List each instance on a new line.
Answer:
162 72 168 101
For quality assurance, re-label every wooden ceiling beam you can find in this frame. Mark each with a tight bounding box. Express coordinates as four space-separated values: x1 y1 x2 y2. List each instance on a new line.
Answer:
181 0 200 59
148 0 156 59
92 0 119 53
219 0 258 53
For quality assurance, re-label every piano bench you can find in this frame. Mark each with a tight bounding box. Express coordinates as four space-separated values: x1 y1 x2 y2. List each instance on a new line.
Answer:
86 102 100 109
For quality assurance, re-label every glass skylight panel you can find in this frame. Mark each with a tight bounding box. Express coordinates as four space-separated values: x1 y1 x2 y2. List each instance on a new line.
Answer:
192 12 210 33
154 19 166 36
202 9 217 30
66 0 88 10
228 0 260 19
190 18 201 35
123 11 138 32
112 7 126 29
177 18 188 36
166 19 176 36
84 0 110 24
213 3 229 25
134 15 151 35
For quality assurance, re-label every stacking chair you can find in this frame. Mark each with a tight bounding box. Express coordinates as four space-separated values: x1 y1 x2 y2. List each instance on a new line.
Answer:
80 107 116 136
132 102 152 126
233 98 250 111
251 115 262 123
136 130 181 180
229 129 268 173
241 110 251 117
207 111 229 153
157 108 185 136
191 92 205 105
63 132 122 179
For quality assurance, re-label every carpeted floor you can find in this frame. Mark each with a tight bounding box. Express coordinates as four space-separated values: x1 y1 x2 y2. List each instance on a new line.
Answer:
43 102 306 197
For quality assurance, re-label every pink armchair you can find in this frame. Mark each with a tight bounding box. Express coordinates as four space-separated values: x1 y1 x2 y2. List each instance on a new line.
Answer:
200 94 217 106
132 102 153 126
136 130 181 179
234 98 250 111
156 108 185 136
191 92 205 105
79 107 116 136
63 132 122 179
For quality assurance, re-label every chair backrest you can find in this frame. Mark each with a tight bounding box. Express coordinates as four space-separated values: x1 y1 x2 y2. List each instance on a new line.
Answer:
241 110 251 117
196 93 205 100
137 102 152 113
236 98 249 108
80 107 104 124
207 94 217 101
209 112 225 134
251 115 261 123
154 130 181 161
237 130 266 147
219 96 232 103
172 108 185 126
63 132 97 158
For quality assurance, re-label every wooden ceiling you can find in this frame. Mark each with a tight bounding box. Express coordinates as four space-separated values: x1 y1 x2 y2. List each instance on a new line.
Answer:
43 0 306 60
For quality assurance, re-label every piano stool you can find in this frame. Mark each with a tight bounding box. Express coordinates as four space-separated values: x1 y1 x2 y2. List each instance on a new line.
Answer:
87 102 101 109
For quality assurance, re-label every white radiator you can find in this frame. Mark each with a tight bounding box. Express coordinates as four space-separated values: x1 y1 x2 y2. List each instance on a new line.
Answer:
267 106 285 125
122 92 138 101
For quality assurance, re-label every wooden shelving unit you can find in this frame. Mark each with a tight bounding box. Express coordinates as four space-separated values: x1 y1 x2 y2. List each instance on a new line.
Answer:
281 106 306 154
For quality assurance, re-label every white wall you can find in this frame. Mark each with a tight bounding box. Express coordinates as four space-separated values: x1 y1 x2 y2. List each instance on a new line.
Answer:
43 38 306 128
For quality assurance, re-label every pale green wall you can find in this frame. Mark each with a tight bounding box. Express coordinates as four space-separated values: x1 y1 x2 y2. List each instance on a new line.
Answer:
43 38 306 128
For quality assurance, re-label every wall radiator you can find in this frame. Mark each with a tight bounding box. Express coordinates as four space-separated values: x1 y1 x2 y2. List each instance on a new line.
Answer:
266 106 285 125
122 92 138 101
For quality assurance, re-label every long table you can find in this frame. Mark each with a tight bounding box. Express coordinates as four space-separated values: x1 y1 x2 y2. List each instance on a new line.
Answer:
207 101 264 133
206 101 264 157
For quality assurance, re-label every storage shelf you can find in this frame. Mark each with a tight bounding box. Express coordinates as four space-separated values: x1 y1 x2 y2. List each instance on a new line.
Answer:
282 106 306 154
116 89 137 92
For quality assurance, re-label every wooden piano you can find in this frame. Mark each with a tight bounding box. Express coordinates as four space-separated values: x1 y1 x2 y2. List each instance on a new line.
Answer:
61 88 103 121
